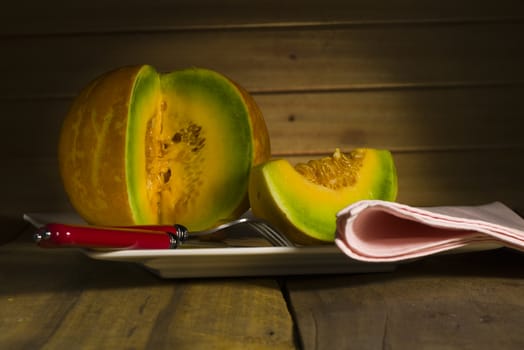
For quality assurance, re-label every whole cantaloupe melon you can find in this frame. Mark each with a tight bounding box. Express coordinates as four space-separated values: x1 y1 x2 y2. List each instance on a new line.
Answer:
59 65 270 230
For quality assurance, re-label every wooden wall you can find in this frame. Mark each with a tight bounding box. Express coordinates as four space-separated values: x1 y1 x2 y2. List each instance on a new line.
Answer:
2 0 523 225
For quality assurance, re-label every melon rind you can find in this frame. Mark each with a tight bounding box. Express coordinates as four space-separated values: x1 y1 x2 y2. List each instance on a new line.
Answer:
58 66 144 225
127 65 161 224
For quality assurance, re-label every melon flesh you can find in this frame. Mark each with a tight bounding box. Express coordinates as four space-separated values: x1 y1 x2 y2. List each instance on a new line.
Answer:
129 67 256 229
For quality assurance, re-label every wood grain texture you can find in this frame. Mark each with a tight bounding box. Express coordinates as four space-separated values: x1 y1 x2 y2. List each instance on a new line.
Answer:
0 0 523 35
3 0 523 35
1 22 523 98
0 235 295 349
286 248 524 350
1 2 522 223
2 2 524 349
259 86 524 154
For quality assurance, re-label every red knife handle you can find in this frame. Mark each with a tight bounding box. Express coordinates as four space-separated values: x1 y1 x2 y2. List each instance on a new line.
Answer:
35 223 179 249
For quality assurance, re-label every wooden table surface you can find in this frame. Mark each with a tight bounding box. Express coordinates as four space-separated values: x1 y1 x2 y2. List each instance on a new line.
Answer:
1 225 523 349
2 2 524 349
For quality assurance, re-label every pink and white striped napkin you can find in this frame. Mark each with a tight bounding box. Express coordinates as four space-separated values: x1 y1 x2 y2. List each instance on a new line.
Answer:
335 200 524 262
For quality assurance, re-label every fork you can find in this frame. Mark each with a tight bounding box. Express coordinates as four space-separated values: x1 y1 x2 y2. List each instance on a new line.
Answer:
182 217 295 248
34 217 294 250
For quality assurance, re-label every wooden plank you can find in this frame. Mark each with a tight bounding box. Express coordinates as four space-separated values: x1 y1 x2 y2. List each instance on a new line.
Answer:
3 86 524 158
392 149 524 211
2 0 523 35
259 86 524 154
285 248 524 349
1 22 523 98
0 98 68 158
0 157 72 216
0 238 295 349
2 149 523 221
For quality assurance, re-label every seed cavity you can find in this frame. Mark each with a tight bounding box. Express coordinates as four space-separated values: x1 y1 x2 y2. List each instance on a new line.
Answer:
295 148 365 189
154 121 207 216
168 123 206 153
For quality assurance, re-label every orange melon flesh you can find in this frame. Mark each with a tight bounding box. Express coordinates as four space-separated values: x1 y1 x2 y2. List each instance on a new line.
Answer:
59 65 270 230
248 149 397 244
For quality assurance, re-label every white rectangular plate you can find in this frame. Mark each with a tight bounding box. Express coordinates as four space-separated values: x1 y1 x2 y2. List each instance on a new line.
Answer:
24 212 500 278
24 212 397 278
86 246 396 278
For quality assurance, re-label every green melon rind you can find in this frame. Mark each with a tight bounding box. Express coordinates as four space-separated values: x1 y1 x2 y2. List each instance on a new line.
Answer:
369 150 398 201
126 65 160 223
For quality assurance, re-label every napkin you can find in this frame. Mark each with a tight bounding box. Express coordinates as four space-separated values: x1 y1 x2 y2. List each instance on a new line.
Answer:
335 200 524 262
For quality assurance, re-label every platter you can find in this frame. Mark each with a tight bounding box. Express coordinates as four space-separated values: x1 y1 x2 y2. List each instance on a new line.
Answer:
24 212 396 278
85 245 395 278
24 212 501 278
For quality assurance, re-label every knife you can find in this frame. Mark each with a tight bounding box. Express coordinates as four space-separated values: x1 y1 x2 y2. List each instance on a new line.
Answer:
33 221 274 250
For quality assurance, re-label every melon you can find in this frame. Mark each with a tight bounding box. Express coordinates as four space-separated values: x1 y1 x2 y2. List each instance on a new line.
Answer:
58 65 270 230
248 148 397 244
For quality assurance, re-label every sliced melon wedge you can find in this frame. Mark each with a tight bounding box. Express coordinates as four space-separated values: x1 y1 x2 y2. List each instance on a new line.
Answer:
248 149 397 244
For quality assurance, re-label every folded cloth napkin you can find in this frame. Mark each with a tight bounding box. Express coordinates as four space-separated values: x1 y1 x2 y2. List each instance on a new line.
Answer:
335 200 524 262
